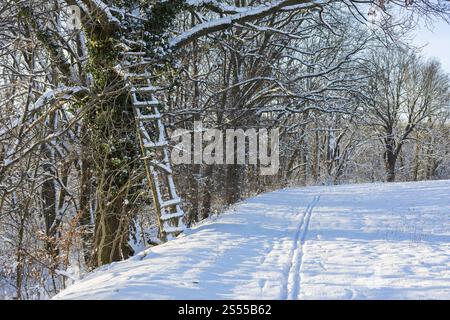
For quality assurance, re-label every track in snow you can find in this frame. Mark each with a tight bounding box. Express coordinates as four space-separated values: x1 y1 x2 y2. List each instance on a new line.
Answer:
54 180 450 300
285 195 320 300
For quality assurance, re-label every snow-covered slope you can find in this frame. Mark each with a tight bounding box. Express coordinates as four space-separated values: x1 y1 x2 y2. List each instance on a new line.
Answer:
54 180 450 300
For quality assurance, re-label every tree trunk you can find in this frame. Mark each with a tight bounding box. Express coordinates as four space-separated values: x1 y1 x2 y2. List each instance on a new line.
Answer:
186 21 202 225
86 34 137 267
79 126 94 267
201 165 214 220
412 132 421 181
311 129 320 182
384 135 398 182
225 163 240 205
41 141 58 256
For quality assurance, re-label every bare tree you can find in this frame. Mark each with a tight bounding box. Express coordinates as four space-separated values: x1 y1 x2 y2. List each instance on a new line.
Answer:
365 48 450 181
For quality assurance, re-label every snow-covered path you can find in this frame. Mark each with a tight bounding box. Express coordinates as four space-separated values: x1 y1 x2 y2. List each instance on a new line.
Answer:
54 180 450 300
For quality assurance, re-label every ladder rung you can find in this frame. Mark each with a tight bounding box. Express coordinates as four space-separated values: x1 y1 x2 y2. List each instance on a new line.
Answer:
160 211 184 221
160 198 181 208
137 114 161 120
126 61 153 69
140 155 172 169
144 141 168 148
125 72 153 79
132 100 160 106
121 52 146 56
163 225 184 234
130 86 159 93
129 81 154 88
149 162 173 174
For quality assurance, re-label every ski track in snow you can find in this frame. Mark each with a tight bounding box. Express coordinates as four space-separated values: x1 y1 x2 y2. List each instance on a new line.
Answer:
286 195 320 300
54 180 450 300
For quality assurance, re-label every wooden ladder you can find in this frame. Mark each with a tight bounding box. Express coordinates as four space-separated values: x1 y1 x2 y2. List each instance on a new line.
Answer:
121 52 185 241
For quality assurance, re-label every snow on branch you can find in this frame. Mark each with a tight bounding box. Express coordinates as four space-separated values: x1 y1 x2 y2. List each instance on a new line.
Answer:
88 0 121 25
170 0 329 49
186 0 249 14
0 86 88 174
33 86 89 112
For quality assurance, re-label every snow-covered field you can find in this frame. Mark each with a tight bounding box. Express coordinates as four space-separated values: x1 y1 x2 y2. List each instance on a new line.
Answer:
54 180 450 300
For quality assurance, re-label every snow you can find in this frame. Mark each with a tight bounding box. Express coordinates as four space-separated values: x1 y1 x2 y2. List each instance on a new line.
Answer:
91 0 121 25
53 180 450 300
169 0 328 49
33 86 88 112
185 1 248 14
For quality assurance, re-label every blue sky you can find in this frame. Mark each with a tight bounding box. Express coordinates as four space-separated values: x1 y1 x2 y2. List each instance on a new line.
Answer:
413 19 450 74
